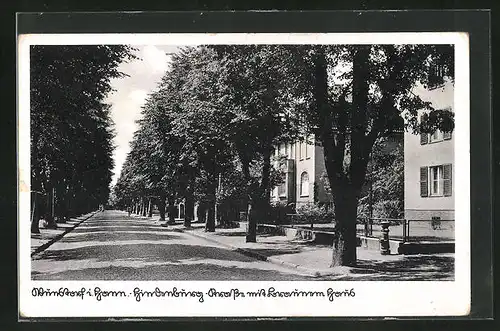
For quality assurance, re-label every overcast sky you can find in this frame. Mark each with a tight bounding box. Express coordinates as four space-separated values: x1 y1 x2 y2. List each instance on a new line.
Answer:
106 44 180 186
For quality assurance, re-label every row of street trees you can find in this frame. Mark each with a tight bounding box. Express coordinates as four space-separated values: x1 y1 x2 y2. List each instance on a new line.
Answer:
114 44 454 266
30 45 135 233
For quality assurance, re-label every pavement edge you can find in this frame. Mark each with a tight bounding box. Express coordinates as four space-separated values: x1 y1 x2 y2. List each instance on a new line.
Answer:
31 211 101 257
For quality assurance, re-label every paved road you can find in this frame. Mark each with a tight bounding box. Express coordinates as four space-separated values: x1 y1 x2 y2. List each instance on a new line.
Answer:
32 210 314 281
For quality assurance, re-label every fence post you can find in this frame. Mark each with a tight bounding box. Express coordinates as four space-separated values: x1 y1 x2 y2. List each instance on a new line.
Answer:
402 219 407 242
407 220 410 240
379 221 391 255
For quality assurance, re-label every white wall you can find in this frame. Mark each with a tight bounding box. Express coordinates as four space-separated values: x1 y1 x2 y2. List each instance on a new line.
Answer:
404 80 455 219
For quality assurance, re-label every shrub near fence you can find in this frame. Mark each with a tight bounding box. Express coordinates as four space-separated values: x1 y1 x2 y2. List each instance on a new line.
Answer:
294 204 335 225
268 202 295 225
267 202 335 226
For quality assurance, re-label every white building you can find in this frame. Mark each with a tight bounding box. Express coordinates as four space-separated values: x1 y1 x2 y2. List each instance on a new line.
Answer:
404 79 454 221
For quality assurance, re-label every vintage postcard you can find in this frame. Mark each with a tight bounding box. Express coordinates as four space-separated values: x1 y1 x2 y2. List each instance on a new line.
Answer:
18 32 470 318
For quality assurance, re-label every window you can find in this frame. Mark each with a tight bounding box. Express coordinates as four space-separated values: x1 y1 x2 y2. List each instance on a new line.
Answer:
429 130 443 143
429 166 443 196
278 181 286 197
422 129 452 145
420 164 452 197
300 172 309 197
280 143 287 157
300 142 306 160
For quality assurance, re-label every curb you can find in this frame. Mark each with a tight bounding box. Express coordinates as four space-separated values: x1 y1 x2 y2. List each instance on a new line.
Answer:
179 228 340 278
31 211 100 257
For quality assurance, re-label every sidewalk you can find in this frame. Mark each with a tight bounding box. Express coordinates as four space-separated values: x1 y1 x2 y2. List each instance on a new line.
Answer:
30 211 98 256
125 214 455 280
179 224 455 280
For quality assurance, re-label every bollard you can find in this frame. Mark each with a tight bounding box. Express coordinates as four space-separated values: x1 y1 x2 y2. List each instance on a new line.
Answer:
379 221 391 255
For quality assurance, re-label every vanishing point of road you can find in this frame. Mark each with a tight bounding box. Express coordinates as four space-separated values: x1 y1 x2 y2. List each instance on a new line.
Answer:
32 210 314 281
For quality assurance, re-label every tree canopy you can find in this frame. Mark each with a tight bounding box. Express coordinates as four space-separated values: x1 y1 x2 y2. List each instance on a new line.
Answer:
30 45 136 233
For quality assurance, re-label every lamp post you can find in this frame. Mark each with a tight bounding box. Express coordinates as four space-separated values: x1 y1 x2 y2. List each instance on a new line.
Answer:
380 221 391 255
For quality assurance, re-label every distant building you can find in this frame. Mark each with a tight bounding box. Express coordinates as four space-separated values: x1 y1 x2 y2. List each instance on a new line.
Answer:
404 79 454 221
271 135 330 208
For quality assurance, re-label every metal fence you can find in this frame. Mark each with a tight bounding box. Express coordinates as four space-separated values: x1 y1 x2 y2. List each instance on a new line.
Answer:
237 205 455 243
357 218 455 242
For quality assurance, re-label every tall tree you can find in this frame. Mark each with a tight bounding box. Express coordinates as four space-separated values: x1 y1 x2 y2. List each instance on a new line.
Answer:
30 45 135 233
288 44 454 266
209 45 302 241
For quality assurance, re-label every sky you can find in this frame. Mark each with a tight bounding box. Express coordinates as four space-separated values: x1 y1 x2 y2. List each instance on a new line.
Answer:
105 44 180 186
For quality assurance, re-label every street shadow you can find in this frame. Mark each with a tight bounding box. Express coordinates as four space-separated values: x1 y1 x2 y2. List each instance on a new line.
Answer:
31 262 313 281
292 240 331 248
60 232 184 243
34 243 258 264
349 255 455 281
246 247 302 257
71 226 167 234
82 220 150 226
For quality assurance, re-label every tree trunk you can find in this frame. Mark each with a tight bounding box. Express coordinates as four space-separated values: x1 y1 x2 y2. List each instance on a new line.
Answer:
331 189 359 267
167 196 176 224
30 192 40 234
44 186 57 229
205 204 215 232
184 196 194 228
148 199 153 217
245 199 256 242
257 146 272 224
240 158 257 242
141 198 147 217
56 185 70 223
158 195 166 221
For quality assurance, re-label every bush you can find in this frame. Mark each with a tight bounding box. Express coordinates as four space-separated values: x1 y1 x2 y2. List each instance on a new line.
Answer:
294 204 335 225
358 199 403 220
268 202 295 225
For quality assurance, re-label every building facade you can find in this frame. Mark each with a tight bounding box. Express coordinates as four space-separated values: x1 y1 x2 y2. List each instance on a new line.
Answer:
404 79 454 221
270 136 330 208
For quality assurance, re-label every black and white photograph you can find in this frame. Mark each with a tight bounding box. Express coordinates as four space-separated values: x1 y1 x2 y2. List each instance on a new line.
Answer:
18 32 471 317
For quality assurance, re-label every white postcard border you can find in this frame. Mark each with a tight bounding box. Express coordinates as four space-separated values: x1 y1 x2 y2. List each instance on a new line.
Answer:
18 32 470 318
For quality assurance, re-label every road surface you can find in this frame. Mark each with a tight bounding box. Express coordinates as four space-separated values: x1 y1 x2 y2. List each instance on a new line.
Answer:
32 210 314 281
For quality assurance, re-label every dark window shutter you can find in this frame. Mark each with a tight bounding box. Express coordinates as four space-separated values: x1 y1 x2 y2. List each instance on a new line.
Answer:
420 167 428 197
420 115 428 145
443 164 452 196
443 131 452 140
420 132 428 145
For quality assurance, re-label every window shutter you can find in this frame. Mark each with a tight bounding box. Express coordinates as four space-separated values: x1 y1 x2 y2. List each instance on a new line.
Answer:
420 167 428 197
443 164 452 196
443 131 452 140
420 132 428 145
420 115 428 145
